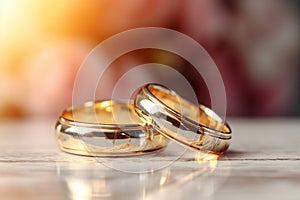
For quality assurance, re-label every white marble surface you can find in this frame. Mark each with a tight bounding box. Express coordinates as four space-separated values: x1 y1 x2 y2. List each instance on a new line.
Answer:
0 118 300 200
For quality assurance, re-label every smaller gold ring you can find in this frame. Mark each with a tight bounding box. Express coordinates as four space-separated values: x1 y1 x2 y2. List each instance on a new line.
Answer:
55 100 169 157
134 83 231 155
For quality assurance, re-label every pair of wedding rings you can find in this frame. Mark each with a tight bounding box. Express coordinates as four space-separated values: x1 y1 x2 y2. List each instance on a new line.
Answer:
55 83 232 157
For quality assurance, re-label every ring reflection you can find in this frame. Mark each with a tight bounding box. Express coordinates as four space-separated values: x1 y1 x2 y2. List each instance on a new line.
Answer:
56 151 230 200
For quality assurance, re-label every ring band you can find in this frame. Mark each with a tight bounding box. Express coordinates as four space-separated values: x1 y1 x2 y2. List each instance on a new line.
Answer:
55 100 169 156
134 83 231 154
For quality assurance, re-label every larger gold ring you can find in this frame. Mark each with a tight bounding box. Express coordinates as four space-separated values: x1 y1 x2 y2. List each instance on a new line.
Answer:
55 100 169 157
134 84 231 155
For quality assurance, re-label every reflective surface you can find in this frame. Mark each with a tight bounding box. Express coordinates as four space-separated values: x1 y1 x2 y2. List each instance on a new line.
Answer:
57 151 226 200
1 118 300 200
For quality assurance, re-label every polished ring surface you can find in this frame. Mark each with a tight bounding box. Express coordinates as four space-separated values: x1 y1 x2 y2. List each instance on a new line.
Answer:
134 84 232 154
55 100 169 156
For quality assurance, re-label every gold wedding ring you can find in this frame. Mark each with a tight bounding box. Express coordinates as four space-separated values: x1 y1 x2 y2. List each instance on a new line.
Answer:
55 100 169 156
55 84 232 156
134 84 231 154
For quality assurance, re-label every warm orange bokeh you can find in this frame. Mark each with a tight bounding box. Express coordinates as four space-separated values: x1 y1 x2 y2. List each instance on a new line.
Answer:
0 0 299 118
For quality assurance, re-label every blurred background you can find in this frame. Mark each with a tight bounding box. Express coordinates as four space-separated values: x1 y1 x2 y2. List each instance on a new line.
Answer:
0 0 299 118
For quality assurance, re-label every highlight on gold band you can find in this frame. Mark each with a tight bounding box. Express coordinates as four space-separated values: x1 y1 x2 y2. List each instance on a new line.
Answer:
55 100 169 157
134 83 231 155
